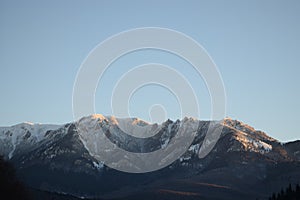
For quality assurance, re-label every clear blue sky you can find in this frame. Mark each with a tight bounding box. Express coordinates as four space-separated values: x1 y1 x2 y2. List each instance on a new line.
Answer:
0 0 299 142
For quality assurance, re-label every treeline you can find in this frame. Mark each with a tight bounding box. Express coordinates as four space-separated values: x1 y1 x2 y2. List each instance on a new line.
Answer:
0 156 94 200
0 155 31 200
269 183 300 200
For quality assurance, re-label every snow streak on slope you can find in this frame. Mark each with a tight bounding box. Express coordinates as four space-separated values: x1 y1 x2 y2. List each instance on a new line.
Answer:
0 122 62 159
0 115 278 162
223 118 274 153
75 115 200 173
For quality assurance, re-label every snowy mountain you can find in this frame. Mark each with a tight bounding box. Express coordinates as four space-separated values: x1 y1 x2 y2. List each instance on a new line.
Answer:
0 115 299 200
0 122 63 159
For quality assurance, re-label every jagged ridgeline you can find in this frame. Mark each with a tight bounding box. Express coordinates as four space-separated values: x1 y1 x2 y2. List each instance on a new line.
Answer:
0 115 299 200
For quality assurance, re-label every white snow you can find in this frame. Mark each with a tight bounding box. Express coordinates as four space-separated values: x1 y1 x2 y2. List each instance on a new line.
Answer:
92 161 104 170
188 143 200 153
80 114 158 138
0 122 62 159
161 137 170 149
233 132 272 153
0 115 277 162
75 114 200 172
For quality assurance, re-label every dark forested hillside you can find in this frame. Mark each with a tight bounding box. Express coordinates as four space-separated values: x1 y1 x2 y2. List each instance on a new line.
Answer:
0 155 30 200
269 183 300 200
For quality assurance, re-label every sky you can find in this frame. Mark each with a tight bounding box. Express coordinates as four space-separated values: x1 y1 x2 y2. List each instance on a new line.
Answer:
0 0 299 142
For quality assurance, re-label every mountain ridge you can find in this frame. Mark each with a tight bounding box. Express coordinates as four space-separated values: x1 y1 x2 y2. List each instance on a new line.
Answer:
0 114 299 199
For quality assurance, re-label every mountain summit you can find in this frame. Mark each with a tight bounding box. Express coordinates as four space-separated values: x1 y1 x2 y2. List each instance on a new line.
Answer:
0 115 299 199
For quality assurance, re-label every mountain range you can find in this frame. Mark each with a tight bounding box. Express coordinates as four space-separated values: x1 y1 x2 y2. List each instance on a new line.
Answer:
0 114 299 200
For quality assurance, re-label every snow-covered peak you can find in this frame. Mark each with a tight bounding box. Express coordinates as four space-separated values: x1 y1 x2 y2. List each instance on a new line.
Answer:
90 114 106 121
182 116 198 122
0 115 280 160
222 118 256 133
1 122 62 139
106 116 151 127
76 115 201 138
0 122 63 159
76 114 161 139
80 114 151 126
220 118 276 154
22 121 35 126
222 118 277 142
